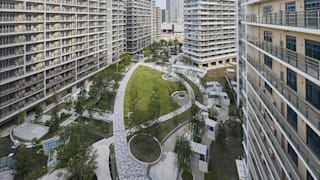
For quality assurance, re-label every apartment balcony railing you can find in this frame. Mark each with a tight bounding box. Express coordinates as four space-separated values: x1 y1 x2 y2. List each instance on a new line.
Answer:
246 35 320 80
246 10 320 30
247 77 320 180
246 55 320 131
248 98 299 180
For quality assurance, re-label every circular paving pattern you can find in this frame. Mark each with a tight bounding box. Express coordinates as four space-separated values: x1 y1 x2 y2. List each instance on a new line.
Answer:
162 73 179 82
172 91 189 106
129 134 162 164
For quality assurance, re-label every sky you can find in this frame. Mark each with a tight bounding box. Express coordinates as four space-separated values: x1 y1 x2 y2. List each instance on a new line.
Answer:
156 0 166 9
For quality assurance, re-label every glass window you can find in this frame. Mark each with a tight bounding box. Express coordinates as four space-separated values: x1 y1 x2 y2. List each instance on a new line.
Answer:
305 0 320 11
263 5 272 14
286 35 296 51
306 79 320 109
265 82 272 94
288 143 298 166
307 126 320 159
287 68 297 91
286 2 296 13
264 55 273 68
287 105 297 130
306 40 320 60
264 31 272 42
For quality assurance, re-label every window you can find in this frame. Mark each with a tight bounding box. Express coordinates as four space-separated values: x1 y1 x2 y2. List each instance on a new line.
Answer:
286 36 296 51
287 105 297 130
265 82 272 94
286 2 296 13
264 31 272 42
264 55 273 68
307 126 320 158
287 68 297 91
263 5 272 14
306 40 320 60
305 0 320 11
288 143 298 166
306 79 320 109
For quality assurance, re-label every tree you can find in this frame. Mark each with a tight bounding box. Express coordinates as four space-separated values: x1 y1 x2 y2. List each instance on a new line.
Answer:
190 115 205 138
35 106 43 121
160 39 167 47
146 86 160 127
55 122 97 179
18 111 26 124
144 47 152 60
217 124 227 145
175 137 192 171
13 146 34 179
120 53 132 65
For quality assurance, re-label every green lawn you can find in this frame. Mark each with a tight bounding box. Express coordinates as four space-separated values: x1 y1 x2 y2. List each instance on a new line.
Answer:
124 66 185 128
205 122 243 180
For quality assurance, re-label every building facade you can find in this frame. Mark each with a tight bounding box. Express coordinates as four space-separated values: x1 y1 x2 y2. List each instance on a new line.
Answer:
112 0 127 62
156 7 162 41
126 0 153 54
184 0 237 69
239 0 320 180
0 0 129 125
166 0 184 23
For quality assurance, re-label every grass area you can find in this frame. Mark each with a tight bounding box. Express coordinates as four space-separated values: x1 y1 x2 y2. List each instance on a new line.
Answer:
205 122 243 180
75 117 112 140
124 66 185 128
129 134 161 163
135 106 196 141
178 73 203 104
109 144 119 180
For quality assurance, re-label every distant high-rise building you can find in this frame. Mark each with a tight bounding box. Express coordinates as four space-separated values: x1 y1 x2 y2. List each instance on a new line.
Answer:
162 9 167 23
239 0 320 180
166 0 184 23
184 0 237 69
156 7 162 40
126 0 153 54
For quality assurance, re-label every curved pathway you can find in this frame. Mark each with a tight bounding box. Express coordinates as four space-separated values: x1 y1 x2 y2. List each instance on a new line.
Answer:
112 62 195 180
112 62 148 180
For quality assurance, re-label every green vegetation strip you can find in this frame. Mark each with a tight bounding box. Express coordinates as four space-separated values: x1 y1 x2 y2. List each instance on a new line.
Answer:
109 144 119 180
124 66 185 128
178 73 203 104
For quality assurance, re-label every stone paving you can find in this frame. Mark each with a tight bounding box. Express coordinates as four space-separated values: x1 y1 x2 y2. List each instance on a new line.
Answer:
112 62 149 180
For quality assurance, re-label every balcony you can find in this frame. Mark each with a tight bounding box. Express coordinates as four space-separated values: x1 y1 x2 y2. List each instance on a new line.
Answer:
246 35 320 80
246 10 320 30
247 77 320 180
246 55 320 131
248 98 299 180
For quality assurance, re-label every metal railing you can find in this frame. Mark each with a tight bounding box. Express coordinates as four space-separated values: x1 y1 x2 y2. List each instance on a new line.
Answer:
246 55 320 131
246 35 320 80
246 10 320 29
248 98 299 180
247 77 320 180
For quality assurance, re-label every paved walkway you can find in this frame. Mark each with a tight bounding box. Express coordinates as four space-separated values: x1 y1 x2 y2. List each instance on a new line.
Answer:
92 137 114 180
112 62 149 180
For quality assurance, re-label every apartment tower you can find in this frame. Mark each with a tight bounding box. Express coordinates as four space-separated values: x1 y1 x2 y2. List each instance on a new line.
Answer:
184 0 237 69
156 7 162 41
112 0 127 62
126 0 153 54
239 0 320 179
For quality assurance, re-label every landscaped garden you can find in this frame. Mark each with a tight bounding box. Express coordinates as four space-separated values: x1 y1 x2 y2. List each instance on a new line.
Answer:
129 134 161 163
124 66 186 128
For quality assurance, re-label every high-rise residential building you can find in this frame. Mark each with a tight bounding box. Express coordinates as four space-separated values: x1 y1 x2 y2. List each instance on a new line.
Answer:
184 0 237 69
239 0 320 180
156 7 162 41
166 0 184 23
0 0 128 125
112 0 127 62
151 0 157 43
162 9 167 23
126 0 153 54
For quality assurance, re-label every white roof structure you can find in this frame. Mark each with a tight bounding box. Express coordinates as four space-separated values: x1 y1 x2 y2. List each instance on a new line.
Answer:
236 159 248 180
171 64 207 78
190 141 207 155
226 68 235 73
205 118 218 128
13 122 49 141
207 91 228 98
